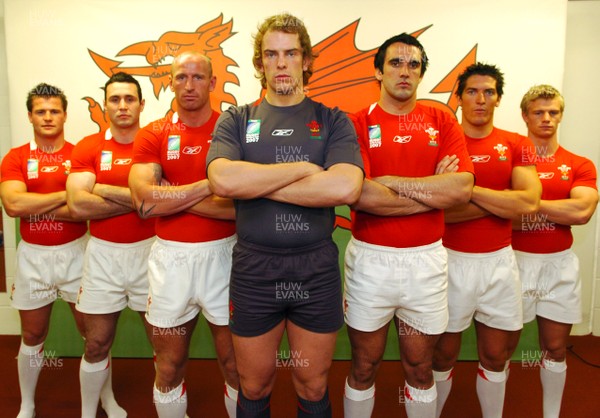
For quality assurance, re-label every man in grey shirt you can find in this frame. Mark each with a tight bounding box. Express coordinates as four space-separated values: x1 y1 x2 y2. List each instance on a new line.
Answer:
207 13 364 418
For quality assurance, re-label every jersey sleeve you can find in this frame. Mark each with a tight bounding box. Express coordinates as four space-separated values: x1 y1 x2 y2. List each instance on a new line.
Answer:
0 148 25 183
572 156 598 190
321 106 364 172
70 136 98 174
349 110 371 178
133 124 162 165
513 134 536 167
206 106 246 166
439 114 474 174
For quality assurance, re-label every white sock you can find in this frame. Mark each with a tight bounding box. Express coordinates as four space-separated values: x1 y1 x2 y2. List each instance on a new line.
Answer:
80 356 110 418
99 355 127 418
17 341 44 418
224 383 238 418
344 378 375 418
154 381 187 418
404 382 437 418
540 358 567 418
433 369 453 418
476 364 506 418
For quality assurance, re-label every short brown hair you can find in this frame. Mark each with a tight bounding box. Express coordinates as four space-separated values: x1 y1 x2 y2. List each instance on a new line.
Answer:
252 13 316 89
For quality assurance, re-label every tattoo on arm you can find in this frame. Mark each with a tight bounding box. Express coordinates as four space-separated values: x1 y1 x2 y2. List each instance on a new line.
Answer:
137 199 156 218
152 163 162 185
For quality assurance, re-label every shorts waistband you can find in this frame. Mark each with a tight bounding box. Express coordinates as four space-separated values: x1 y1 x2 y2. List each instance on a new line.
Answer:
350 237 442 254
445 245 513 259
156 234 236 249
90 235 155 249
236 237 335 255
513 248 572 259
21 234 88 250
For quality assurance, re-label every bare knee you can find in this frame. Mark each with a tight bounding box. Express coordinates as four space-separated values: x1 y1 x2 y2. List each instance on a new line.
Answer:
241 378 275 400
84 335 112 363
433 334 461 371
350 355 382 388
403 358 434 387
21 330 46 347
218 351 239 386
542 342 567 362
155 352 187 388
293 371 329 401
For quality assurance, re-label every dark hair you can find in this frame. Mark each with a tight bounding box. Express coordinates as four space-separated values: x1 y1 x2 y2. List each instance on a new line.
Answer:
26 83 67 112
456 63 504 98
252 13 316 88
374 33 428 76
104 72 143 101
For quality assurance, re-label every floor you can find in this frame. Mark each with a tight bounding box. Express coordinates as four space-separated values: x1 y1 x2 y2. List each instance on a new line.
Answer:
1 334 599 417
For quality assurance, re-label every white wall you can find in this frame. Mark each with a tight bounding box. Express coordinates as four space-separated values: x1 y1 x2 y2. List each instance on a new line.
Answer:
562 0 600 335
0 0 20 333
0 0 597 335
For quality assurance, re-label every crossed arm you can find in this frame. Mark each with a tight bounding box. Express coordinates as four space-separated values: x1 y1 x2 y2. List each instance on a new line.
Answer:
128 162 234 219
446 165 541 223
538 186 599 225
66 171 133 220
512 185 598 230
353 155 473 216
207 158 363 207
0 180 76 221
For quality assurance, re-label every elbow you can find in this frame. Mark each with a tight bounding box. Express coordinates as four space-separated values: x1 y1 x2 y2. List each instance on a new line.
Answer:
3 204 20 218
208 178 237 199
517 193 541 217
2 198 24 218
333 179 363 206
457 184 473 205
451 174 475 206
341 185 363 206
571 211 594 226
128 189 146 218
207 163 237 199
66 203 87 221
520 201 540 217
130 194 149 219
446 183 473 207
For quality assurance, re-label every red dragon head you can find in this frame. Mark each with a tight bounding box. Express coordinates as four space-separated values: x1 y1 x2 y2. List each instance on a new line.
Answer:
85 14 239 131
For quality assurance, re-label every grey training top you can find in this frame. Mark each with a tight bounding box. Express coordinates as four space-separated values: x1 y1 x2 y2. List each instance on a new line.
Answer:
207 97 363 248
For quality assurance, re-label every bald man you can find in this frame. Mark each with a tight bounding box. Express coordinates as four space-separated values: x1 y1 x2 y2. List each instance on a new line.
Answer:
129 51 239 418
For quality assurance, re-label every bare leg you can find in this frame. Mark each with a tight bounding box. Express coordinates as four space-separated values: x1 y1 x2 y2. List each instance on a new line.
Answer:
208 322 239 418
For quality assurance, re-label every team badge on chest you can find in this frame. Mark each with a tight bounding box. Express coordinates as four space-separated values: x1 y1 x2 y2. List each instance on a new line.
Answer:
558 164 571 181
425 127 439 147
493 144 508 161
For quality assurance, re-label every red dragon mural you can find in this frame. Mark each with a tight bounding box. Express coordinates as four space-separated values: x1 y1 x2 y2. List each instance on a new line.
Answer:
85 16 477 232
85 14 239 128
